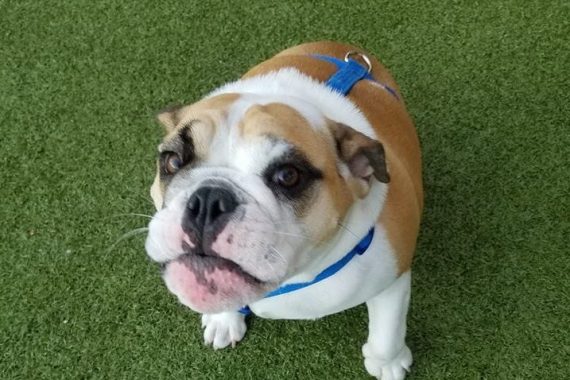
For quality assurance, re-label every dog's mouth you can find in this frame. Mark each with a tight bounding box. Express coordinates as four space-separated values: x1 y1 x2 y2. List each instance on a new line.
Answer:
176 251 264 285
162 250 271 314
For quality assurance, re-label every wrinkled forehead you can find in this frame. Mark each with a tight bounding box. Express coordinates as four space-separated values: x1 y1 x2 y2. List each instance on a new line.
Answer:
162 93 333 173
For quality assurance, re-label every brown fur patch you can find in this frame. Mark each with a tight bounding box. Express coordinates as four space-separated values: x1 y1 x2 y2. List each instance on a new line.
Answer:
239 103 330 166
160 93 240 154
152 94 241 205
158 93 239 133
329 122 390 184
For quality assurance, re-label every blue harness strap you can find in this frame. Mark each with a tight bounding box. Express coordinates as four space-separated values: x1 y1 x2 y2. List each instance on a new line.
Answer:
238 51 391 316
311 54 400 100
312 54 374 95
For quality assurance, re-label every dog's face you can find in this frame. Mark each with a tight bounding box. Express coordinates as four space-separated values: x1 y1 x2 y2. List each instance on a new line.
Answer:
145 93 389 313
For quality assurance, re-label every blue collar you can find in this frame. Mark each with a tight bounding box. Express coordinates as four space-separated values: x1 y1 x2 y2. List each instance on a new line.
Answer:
238 52 387 316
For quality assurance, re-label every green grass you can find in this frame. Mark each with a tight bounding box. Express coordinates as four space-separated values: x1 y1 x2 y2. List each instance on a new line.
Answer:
1 0 568 378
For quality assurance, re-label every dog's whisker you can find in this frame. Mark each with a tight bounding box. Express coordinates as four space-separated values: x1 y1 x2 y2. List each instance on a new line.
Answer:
251 248 284 279
271 231 320 243
245 228 319 244
239 215 293 226
133 193 155 207
338 222 359 239
269 230 312 238
271 246 287 262
105 227 149 255
110 213 154 219
237 217 307 232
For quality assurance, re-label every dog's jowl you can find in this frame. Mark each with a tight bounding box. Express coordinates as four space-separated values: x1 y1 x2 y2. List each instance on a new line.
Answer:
145 42 422 380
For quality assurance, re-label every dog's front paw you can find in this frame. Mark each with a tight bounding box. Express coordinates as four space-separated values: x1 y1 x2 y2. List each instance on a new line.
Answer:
201 312 247 349
362 343 412 380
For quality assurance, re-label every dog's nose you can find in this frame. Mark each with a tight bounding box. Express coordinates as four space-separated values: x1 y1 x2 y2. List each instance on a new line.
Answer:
185 187 238 236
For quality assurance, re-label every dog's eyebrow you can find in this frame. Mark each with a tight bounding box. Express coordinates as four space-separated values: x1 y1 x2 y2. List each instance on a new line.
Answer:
270 144 323 179
159 120 197 152
264 136 322 173
178 122 195 144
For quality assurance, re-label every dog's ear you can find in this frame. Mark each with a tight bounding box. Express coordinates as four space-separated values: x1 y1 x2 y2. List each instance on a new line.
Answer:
329 122 390 196
156 104 184 132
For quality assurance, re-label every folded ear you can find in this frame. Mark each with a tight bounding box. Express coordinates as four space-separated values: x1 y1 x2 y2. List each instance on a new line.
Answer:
330 122 390 196
156 104 184 132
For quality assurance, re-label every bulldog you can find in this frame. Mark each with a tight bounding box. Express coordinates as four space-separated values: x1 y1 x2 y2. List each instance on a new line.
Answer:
145 41 423 380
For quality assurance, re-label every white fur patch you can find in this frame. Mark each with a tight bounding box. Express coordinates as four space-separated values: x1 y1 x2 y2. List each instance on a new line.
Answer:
363 271 412 379
209 68 377 139
247 223 398 319
202 312 247 349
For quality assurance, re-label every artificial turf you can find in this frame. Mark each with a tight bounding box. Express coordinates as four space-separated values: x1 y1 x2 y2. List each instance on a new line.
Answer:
1 0 568 378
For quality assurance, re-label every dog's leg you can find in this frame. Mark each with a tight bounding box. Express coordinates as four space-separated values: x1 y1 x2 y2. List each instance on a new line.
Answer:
201 311 247 349
362 271 413 380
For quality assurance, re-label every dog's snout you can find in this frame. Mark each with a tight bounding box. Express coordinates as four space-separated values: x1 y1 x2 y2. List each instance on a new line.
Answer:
185 187 238 236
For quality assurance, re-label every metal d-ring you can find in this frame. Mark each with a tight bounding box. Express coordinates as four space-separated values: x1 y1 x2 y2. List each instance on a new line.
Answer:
344 51 372 73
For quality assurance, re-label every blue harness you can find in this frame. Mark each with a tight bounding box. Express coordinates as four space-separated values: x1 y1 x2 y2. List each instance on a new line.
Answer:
312 53 400 99
239 52 397 316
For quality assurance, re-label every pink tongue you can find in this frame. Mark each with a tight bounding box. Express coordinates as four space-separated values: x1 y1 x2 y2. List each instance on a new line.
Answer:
162 255 263 314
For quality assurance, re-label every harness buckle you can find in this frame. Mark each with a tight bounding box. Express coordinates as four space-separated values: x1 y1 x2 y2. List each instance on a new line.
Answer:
344 51 373 74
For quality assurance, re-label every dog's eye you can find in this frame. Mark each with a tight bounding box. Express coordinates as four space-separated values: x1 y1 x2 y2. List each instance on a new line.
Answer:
272 165 300 188
164 152 183 175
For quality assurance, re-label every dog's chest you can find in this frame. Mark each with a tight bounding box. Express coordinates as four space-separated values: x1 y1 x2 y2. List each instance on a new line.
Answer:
247 225 398 320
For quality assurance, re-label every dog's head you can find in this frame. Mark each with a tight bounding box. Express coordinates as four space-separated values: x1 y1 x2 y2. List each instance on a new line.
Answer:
145 93 389 313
